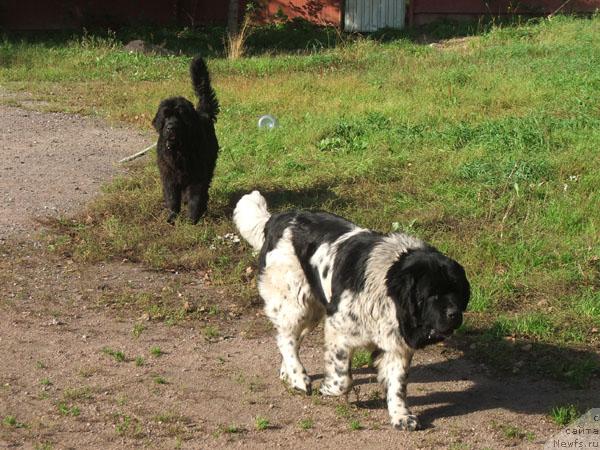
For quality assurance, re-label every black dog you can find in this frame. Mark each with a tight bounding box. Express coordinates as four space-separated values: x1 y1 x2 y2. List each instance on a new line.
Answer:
152 55 219 223
234 191 470 430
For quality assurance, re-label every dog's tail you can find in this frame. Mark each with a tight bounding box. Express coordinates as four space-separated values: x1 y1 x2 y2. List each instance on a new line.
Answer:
190 55 219 122
234 191 270 251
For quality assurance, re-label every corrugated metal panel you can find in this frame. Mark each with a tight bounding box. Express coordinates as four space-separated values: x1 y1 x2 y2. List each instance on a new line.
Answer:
345 0 405 31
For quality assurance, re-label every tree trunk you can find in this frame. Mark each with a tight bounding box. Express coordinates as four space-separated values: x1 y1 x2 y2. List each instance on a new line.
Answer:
227 0 239 36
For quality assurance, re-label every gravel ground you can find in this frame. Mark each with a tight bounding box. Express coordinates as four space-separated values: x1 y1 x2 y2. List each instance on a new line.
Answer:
0 105 151 239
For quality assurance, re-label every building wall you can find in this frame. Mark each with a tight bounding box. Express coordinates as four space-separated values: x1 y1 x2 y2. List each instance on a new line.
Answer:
410 0 600 25
0 0 240 30
256 0 342 26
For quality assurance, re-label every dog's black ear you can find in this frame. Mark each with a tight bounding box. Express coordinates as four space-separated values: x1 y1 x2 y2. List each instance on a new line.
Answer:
446 260 470 311
386 257 422 345
436 256 470 311
151 108 163 132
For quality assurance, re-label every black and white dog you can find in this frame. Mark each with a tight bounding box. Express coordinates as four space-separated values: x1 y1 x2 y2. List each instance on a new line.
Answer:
234 191 470 430
152 55 219 223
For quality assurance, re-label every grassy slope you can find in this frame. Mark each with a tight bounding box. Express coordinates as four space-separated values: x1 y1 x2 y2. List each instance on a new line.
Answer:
1 17 598 385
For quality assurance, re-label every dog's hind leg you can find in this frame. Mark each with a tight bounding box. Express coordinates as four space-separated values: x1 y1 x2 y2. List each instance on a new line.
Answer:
186 183 209 224
275 324 312 394
260 263 314 394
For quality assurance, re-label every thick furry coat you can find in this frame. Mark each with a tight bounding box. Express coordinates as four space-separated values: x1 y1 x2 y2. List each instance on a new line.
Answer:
152 55 219 223
234 191 470 430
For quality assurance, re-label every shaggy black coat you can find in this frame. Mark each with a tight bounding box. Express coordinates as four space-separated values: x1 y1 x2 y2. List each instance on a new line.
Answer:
152 55 219 223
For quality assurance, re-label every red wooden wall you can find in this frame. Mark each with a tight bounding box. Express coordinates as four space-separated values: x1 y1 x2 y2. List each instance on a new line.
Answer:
0 0 239 30
410 0 600 25
255 0 342 26
2 1 599 30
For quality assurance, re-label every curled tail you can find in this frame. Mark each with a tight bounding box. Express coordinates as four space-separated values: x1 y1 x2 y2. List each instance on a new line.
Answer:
234 191 270 251
190 55 219 122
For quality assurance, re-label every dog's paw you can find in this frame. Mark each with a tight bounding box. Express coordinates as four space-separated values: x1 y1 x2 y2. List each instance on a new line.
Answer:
290 373 312 395
167 211 178 224
391 414 419 431
280 366 312 395
319 378 350 397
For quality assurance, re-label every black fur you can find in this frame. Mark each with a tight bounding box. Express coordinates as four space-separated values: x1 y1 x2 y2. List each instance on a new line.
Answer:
152 55 219 223
386 248 470 349
330 231 381 313
259 210 469 351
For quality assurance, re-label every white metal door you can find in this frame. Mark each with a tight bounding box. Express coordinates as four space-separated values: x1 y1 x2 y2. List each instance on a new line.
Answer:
344 0 405 32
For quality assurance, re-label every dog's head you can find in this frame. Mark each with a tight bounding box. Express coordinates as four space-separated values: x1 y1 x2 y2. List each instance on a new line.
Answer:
152 97 198 151
386 247 470 349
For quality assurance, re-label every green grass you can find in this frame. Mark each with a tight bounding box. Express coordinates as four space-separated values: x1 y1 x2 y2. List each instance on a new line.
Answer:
2 17 599 384
135 356 145 367
550 404 580 426
351 349 373 369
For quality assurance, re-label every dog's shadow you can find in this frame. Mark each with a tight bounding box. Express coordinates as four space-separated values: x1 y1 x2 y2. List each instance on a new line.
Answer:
308 342 599 430
221 184 350 217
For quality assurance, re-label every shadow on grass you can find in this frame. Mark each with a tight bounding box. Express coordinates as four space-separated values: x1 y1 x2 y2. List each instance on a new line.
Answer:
1 17 534 57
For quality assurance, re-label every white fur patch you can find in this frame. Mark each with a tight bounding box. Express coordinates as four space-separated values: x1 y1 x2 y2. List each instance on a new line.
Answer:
233 190 270 251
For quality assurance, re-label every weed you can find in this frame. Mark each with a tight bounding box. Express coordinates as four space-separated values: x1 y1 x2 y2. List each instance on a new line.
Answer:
34 443 53 450
101 347 125 362
40 378 52 386
335 404 351 418
153 376 167 385
225 424 241 433
255 416 270 430
135 356 145 367
349 419 362 431
299 418 313 430
3 415 26 428
57 403 80 417
500 424 535 441
132 323 145 338
113 413 131 435
35 361 47 369
204 325 220 339
63 387 92 401
550 405 580 426
150 346 163 357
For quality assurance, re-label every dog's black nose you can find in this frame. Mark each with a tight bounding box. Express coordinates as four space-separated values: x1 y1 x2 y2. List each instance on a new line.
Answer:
447 309 460 320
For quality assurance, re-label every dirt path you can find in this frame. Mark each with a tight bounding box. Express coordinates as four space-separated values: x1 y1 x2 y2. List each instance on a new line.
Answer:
0 105 597 449
0 104 150 239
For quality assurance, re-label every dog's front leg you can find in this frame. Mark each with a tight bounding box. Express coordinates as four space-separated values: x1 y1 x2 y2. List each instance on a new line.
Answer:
320 318 352 396
377 350 418 431
163 180 181 223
